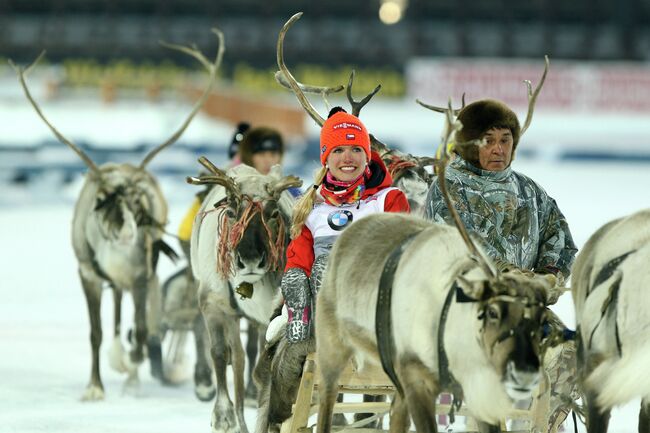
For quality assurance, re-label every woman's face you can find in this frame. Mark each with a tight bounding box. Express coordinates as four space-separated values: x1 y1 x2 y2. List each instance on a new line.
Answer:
252 151 282 175
326 145 367 182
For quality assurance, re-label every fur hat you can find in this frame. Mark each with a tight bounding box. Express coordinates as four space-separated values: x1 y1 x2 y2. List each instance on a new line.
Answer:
319 107 371 166
455 99 520 166
239 126 284 167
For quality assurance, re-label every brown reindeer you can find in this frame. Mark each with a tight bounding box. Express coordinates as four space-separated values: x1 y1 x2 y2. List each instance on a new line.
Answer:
9 29 224 400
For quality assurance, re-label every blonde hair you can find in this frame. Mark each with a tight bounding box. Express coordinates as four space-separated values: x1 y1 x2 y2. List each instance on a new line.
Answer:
290 166 328 239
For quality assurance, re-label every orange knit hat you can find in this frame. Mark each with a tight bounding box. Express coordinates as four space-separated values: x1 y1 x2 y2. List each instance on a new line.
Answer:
319 109 371 165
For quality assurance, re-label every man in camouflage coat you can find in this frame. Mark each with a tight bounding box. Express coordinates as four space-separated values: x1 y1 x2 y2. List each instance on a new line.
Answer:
424 99 580 432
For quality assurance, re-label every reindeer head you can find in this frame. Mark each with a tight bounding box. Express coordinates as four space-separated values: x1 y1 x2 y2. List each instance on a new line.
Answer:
382 152 434 214
189 159 301 286
458 270 555 400
91 164 162 245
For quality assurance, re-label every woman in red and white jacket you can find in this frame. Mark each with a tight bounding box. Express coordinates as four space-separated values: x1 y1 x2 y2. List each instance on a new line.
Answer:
276 107 410 344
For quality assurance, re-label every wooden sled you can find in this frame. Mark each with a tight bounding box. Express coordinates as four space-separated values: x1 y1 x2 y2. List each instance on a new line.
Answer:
280 352 550 433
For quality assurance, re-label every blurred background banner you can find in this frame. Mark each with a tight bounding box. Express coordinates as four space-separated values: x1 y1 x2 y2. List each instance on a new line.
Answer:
408 58 650 113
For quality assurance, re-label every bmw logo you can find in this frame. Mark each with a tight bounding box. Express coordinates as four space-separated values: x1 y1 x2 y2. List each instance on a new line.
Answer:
327 210 353 231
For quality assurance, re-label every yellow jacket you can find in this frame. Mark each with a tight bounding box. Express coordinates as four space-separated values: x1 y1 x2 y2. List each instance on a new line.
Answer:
178 197 202 241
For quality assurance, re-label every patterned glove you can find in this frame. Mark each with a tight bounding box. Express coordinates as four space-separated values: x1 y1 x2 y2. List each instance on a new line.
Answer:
281 268 312 343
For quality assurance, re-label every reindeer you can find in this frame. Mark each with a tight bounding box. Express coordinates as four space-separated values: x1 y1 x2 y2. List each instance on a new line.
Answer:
571 208 650 433
312 103 563 433
187 157 301 433
9 30 224 400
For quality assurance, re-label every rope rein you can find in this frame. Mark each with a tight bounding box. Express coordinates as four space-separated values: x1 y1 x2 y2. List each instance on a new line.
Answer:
212 198 287 277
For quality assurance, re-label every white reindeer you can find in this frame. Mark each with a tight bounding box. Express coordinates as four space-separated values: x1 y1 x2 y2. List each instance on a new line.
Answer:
571 208 650 433
188 157 301 433
10 30 224 400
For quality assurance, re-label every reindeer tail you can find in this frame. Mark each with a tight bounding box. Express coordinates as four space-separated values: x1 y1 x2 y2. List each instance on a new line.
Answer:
587 341 650 408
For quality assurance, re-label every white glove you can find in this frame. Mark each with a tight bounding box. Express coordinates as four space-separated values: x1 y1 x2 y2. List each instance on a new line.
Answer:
265 304 288 344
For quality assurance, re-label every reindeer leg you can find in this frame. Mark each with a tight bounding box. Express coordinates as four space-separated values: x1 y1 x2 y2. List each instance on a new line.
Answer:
108 288 128 373
123 277 148 391
639 397 650 433
585 391 610 433
224 318 249 433
194 313 215 401
315 297 352 433
245 320 259 403
397 357 438 433
388 393 410 433
201 288 240 433
146 274 164 381
79 263 105 401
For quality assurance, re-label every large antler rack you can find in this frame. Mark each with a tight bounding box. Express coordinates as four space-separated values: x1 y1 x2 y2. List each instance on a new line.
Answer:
276 12 383 128
423 100 498 280
9 52 100 175
186 156 242 202
140 28 225 168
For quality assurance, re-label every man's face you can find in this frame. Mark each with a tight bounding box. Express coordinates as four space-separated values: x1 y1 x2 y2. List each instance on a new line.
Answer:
478 127 513 171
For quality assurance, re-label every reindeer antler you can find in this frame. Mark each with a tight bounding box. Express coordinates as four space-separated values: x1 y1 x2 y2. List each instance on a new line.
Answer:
430 100 497 279
140 28 225 168
277 12 331 127
520 55 549 136
415 93 466 116
274 71 344 114
346 70 381 117
186 156 241 202
9 52 100 174
267 175 303 200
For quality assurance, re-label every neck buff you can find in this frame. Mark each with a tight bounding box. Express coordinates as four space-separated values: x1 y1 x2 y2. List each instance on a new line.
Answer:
320 166 372 206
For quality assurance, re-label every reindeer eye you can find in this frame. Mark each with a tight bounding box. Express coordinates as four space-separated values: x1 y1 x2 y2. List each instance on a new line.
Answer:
487 304 500 321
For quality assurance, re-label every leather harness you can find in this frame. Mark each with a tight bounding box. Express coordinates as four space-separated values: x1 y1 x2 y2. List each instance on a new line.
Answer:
375 231 463 414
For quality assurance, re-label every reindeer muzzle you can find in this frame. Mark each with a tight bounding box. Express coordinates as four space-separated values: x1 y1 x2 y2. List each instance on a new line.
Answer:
504 360 540 401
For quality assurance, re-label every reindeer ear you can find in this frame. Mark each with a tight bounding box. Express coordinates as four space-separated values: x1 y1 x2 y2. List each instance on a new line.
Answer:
455 274 489 302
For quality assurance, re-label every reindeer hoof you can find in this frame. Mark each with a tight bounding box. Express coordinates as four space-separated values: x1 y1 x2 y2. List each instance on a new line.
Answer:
108 337 128 373
81 384 105 401
195 383 216 402
163 358 192 385
121 371 141 397
211 404 239 433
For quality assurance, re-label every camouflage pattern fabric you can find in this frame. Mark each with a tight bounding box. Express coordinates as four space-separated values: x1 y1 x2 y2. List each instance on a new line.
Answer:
543 313 583 433
424 157 577 280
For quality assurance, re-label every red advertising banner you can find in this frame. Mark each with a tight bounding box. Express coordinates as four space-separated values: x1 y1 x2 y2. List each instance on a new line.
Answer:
406 58 650 113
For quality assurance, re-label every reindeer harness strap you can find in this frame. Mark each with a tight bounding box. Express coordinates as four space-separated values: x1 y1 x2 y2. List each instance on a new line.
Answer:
437 283 465 422
375 231 419 398
586 250 636 355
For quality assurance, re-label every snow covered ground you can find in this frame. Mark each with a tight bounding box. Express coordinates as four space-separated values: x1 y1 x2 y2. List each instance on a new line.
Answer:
1 93 650 432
